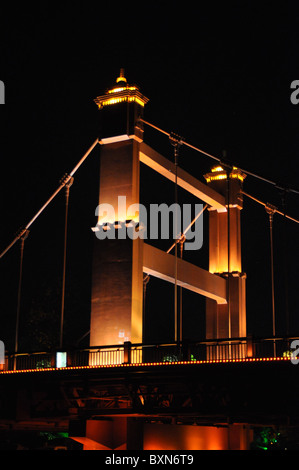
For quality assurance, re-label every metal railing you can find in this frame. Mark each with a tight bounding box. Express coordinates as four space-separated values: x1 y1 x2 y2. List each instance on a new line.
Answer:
1 336 298 372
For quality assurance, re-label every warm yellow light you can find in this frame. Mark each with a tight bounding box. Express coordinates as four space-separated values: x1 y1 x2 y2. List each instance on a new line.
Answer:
0 355 290 374
94 73 149 110
205 174 227 183
211 166 224 173
108 87 126 94
230 172 246 182
205 166 246 183
108 86 138 94
96 95 146 109
116 72 127 84
100 97 126 106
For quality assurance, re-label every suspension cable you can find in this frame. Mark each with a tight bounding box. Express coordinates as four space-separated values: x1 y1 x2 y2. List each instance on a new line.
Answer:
167 203 208 254
59 174 74 350
141 118 221 163
0 138 99 260
169 133 182 344
13 229 29 370
265 204 276 356
226 165 231 341
241 191 299 224
139 118 299 195
142 204 209 345
167 199 208 347
241 190 289 355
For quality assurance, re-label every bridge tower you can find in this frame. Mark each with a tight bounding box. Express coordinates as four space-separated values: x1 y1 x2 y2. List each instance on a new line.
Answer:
90 70 149 349
204 166 247 341
90 70 247 356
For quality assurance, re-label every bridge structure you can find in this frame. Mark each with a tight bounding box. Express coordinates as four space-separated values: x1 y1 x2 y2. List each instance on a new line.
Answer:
0 70 299 450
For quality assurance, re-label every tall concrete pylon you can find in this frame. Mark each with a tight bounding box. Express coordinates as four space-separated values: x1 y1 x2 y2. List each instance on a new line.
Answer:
204 165 247 341
90 70 148 349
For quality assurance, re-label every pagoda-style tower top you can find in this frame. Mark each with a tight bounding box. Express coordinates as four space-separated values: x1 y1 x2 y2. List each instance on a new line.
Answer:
94 69 149 110
94 69 149 142
204 165 246 184
204 165 247 209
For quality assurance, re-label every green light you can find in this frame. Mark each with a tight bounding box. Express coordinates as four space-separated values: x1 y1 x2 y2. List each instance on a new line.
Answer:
40 432 69 441
253 427 280 450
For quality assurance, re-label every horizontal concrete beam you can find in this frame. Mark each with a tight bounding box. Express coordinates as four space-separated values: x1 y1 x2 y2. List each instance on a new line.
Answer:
139 142 226 211
143 243 227 304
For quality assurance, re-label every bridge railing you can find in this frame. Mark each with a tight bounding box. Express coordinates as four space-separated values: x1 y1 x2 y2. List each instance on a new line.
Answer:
1 336 298 372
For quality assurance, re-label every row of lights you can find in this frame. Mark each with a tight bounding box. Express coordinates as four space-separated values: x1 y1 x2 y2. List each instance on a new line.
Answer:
0 355 292 375
99 95 146 108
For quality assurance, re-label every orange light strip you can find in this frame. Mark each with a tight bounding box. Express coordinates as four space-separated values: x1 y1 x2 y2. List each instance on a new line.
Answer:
108 86 138 94
0 356 292 375
97 96 146 108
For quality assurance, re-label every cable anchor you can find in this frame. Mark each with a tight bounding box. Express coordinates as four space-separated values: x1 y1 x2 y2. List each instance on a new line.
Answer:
265 203 277 226
169 132 183 151
60 173 74 189
265 203 277 216
15 228 30 242
179 233 186 245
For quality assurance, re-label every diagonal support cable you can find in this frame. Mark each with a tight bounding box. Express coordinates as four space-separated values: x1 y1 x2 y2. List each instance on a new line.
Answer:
138 118 299 195
167 203 208 254
0 138 99 260
241 191 299 224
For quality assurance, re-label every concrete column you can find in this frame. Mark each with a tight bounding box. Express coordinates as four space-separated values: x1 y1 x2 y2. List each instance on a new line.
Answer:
90 72 148 352
90 139 144 347
204 166 247 343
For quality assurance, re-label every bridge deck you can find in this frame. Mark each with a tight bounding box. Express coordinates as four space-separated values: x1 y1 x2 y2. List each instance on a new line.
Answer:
0 357 297 429
0 337 298 430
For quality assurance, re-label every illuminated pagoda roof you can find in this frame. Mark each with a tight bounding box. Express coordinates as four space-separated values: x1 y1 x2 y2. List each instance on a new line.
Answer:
94 69 149 109
204 165 247 183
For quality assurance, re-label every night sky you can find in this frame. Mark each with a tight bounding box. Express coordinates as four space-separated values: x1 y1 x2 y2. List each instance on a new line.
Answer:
0 2 299 351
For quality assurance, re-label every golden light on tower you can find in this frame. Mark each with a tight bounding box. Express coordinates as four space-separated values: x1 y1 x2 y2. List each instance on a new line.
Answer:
203 162 247 343
94 69 149 110
90 71 148 360
204 165 246 184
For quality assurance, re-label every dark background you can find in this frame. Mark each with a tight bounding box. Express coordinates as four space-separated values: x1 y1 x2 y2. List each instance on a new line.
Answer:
0 1 299 351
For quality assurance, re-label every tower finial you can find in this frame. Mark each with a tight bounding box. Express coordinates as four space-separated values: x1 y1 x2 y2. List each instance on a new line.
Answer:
116 68 127 84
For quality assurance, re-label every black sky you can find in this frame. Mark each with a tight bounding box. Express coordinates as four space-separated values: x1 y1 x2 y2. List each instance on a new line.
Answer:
0 1 299 350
